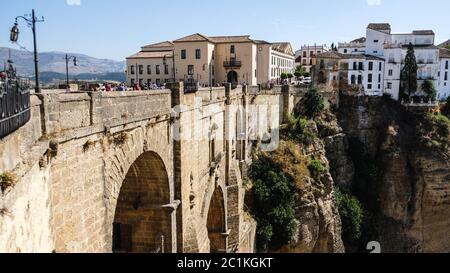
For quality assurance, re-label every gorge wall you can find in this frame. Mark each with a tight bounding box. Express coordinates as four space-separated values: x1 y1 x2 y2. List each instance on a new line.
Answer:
337 95 450 253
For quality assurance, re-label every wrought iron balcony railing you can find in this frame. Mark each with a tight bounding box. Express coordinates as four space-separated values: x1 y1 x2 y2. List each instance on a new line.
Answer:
223 60 242 68
0 71 31 139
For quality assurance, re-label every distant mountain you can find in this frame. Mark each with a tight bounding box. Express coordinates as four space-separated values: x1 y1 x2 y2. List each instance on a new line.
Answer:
0 47 125 76
39 71 126 84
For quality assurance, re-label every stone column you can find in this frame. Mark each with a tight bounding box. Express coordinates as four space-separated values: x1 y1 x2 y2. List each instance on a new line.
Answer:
167 82 184 253
282 84 292 123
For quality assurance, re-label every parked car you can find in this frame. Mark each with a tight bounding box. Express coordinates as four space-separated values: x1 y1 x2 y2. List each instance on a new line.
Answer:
303 77 312 84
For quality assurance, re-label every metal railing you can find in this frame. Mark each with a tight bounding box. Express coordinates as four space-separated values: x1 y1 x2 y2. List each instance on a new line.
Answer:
0 73 31 139
223 60 242 68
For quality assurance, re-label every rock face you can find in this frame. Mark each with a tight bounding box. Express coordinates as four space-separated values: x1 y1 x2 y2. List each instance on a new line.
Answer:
259 120 345 253
338 95 450 253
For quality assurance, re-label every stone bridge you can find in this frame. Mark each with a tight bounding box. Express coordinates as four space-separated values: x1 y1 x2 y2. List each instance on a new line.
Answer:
0 83 338 253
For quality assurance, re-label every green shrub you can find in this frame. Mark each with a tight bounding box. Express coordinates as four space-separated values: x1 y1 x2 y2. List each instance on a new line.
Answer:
0 172 17 193
303 89 325 118
283 115 316 145
249 158 297 251
308 159 326 176
335 188 364 246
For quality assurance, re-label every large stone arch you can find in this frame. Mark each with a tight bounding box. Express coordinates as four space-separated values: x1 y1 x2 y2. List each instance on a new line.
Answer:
102 125 176 252
112 151 171 253
206 185 227 253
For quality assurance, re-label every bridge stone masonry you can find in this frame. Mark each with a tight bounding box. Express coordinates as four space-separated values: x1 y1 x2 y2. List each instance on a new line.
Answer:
0 83 338 253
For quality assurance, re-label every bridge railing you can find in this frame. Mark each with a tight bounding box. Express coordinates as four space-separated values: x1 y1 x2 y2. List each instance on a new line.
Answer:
0 74 31 139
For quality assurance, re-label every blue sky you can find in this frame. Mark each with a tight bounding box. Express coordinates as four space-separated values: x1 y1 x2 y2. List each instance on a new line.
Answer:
1 0 449 61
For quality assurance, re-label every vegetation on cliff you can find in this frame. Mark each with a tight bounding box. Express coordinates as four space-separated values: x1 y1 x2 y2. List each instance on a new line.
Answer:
247 89 345 253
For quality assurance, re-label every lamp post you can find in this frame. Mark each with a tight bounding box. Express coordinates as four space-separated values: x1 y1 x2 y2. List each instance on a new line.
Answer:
10 9 45 93
65 54 77 89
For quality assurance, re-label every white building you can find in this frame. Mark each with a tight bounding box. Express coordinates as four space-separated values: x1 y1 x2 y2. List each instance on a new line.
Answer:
295 44 329 72
338 37 366 55
438 48 450 100
335 23 442 100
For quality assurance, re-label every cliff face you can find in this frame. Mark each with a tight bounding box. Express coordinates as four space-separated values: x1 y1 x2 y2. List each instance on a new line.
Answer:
338 95 450 253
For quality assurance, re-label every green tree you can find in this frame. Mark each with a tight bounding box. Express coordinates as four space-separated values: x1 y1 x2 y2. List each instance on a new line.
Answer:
401 43 418 98
249 158 297 251
302 89 325 118
287 73 293 80
294 66 306 78
335 188 364 247
280 73 288 80
422 80 437 101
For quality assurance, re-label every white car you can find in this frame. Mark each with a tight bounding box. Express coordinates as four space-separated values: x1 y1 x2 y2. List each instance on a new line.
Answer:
303 77 312 84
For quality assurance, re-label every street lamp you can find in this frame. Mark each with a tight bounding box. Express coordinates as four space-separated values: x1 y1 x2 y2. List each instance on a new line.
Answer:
10 9 44 93
65 54 77 89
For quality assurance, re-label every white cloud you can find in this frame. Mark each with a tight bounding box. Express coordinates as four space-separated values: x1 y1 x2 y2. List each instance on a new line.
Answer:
367 0 382 6
66 0 81 6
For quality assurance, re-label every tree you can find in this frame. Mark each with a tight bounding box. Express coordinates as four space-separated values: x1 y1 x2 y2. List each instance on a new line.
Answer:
303 88 325 118
294 66 306 78
303 72 311 78
280 73 288 80
441 96 450 118
401 43 418 98
422 80 437 101
287 73 293 80
249 157 297 251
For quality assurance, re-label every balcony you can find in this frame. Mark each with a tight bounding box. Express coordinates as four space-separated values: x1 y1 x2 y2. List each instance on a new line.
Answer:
223 60 242 68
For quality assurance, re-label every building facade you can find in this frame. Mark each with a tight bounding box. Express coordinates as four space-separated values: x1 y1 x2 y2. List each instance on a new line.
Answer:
126 41 174 87
126 34 294 88
438 49 450 100
295 44 329 72
326 23 446 101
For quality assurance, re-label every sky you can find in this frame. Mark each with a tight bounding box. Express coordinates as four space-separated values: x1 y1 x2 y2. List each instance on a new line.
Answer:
1 0 450 61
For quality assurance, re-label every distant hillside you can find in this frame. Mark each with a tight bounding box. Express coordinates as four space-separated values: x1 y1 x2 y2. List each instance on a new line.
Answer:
39 71 126 84
0 47 125 76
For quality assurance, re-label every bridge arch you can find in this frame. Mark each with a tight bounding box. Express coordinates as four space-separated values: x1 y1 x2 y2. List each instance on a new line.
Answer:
112 151 172 253
206 185 227 253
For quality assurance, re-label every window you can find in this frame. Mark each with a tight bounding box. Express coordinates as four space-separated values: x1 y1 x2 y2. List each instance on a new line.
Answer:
373 51 378 54
368 74 373 83
181 49 186 59
303 60 306 65
344 49 348 53
379 62 382 71
446 61 449 70
387 82 392 89
374 40 379 43
378 74 381 83
358 75 362 84
138 65 143 75
164 64 169 75
147 65 151 75
303 51 307 57
195 49 201 59
130 65 135 75
367 84 372 90
351 75 356 84
353 62 357 70
369 62 373 71
320 60 325 69
446 72 448 81
147 79 151 86
156 79 161 85
188 65 194 75
317 51 321 54
212 66 215 76
309 59 313 65
131 79 135 86
378 84 381 89
231 45 235 54
212 50 215 60
358 62 364 70
388 69 393 76
156 65 160 75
